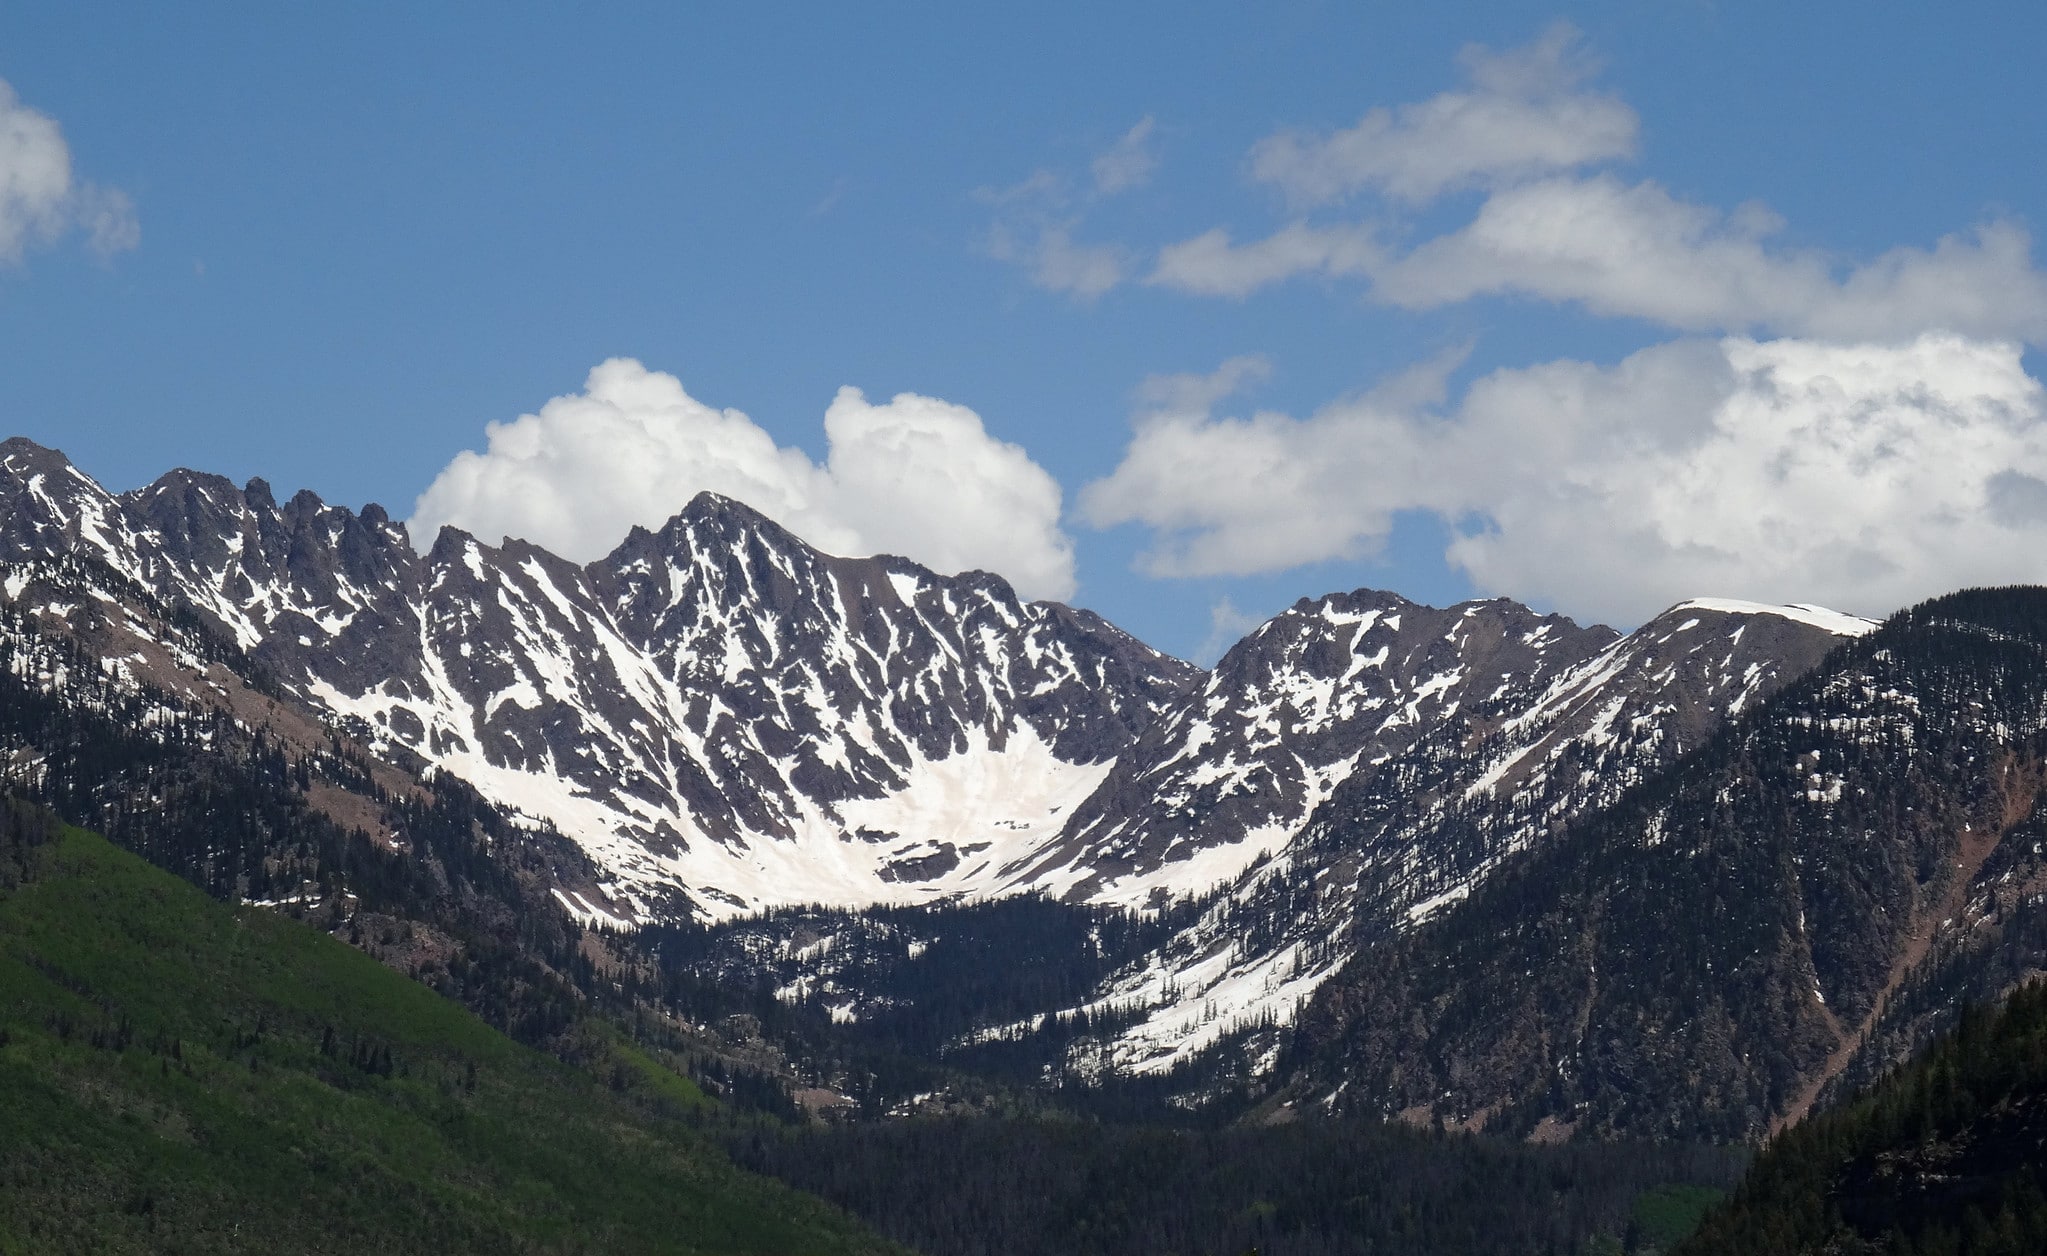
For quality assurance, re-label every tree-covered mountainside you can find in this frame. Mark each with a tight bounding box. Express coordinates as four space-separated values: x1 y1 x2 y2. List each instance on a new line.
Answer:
727 1112 1742 1256
1279 587 2047 1140
0 788 1742 1256
640 895 1204 1116
0 798 900 1255
1678 981 2047 1255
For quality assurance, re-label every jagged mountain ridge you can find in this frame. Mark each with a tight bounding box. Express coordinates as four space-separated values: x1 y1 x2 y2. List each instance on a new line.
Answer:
0 436 1867 961
513 567 1868 1089
0 437 1200 920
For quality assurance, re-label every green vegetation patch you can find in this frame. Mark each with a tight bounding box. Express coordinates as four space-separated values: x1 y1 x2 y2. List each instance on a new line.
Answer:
0 805 897 1255
1628 1184 1724 1251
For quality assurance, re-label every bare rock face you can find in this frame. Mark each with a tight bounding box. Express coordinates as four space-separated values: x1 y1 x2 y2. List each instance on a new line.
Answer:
1277 590 2047 1142
1312 597 1874 940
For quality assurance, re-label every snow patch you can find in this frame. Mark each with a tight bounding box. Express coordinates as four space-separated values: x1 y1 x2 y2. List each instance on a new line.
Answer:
1673 598 1877 637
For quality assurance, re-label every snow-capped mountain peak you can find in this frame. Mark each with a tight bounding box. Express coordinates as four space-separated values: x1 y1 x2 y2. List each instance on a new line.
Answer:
0 441 1198 919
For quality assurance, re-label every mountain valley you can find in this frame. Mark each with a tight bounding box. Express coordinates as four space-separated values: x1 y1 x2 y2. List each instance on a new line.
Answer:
9 436 2047 1250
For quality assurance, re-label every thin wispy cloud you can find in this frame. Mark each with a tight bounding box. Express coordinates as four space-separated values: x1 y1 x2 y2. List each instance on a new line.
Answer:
807 176 851 219
1195 596 1262 665
1247 22 1635 207
1133 25 2047 347
1371 179 2047 342
1149 222 1379 298
1092 116 1159 195
980 117 1159 300
987 216 1130 301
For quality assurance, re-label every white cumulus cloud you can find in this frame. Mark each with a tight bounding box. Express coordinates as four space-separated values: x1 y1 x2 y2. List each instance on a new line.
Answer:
1084 335 2047 624
410 359 1077 601
0 78 137 264
1248 21 1636 207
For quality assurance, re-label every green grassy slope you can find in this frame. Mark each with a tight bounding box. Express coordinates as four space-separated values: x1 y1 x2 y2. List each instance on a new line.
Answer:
0 803 901 1255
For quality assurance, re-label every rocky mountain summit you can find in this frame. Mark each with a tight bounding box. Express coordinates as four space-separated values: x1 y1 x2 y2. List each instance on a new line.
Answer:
1007 591 1614 907
0 437 1871 933
0 437 1202 919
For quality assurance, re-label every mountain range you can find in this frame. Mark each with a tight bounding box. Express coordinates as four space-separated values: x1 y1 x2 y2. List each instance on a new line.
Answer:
0 438 1879 1070
11 433 2047 1154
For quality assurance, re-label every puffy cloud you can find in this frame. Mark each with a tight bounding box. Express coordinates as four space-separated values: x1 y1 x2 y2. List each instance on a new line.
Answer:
1148 222 1378 297
1092 116 1158 195
1452 335 2047 620
1249 22 1636 207
410 359 1077 601
815 385 1075 599
0 85 70 260
1084 335 2047 623
1373 176 2047 341
1079 356 1424 575
0 78 137 264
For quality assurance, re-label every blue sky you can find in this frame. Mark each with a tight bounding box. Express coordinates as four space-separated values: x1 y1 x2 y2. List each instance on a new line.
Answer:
8 2 2047 660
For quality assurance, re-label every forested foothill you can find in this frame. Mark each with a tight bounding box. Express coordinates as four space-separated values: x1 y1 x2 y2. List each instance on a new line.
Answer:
731 1114 1742 1256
